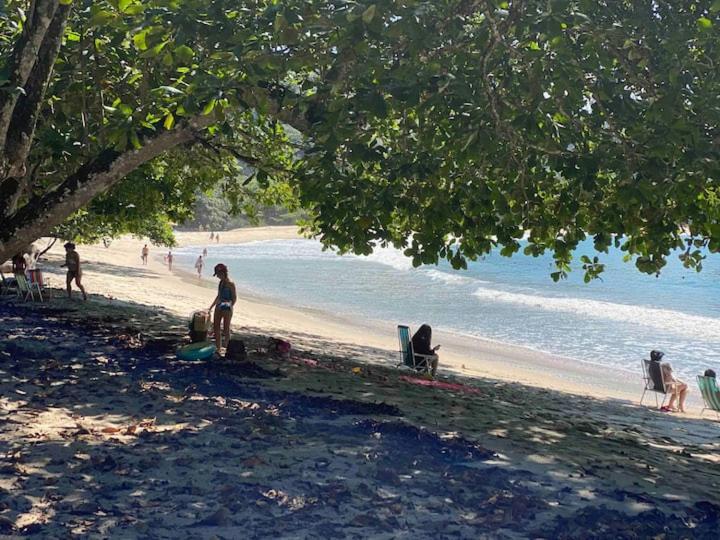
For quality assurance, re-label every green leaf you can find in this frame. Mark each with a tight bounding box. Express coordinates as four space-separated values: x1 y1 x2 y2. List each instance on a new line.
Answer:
118 0 133 13
697 17 713 29
89 10 115 26
129 131 141 149
157 85 184 95
163 113 175 130
118 103 133 116
202 99 217 115
132 30 147 51
362 5 377 24
140 41 168 59
174 45 194 65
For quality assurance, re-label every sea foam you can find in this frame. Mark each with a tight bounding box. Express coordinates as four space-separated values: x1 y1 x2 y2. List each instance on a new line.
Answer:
472 286 720 341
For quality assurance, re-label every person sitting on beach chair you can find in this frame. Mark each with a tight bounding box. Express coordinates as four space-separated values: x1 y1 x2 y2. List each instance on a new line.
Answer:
654 352 689 413
697 369 720 419
11 252 27 276
411 324 440 377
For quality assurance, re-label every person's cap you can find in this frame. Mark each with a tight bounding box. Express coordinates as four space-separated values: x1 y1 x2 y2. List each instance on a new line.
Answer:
213 263 228 276
64 242 75 249
650 350 664 362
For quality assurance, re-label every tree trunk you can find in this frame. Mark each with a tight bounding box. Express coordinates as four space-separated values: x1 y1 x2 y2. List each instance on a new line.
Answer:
0 0 59 159
2 4 71 206
0 115 213 262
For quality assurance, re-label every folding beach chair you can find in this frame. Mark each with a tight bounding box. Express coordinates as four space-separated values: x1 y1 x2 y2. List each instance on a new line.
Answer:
397 325 434 375
0 270 17 296
697 376 720 420
15 273 43 302
640 359 670 409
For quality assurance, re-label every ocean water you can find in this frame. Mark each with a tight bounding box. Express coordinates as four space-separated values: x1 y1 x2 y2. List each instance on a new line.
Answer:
175 238 720 383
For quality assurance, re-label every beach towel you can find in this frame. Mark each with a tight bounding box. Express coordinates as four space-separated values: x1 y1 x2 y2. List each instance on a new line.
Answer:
400 375 481 394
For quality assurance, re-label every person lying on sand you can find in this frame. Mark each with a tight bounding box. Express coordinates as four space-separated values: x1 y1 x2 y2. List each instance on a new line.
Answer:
209 263 237 354
411 324 440 377
61 242 87 301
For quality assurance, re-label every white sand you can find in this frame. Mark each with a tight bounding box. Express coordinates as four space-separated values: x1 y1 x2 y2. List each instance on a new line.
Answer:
26 226 691 408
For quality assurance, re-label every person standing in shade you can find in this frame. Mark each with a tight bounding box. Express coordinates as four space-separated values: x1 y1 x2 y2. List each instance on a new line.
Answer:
141 244 149 265
11 252 27 276
166 250 173 272
195 255 204 279
61 242 87 301
209 263 237 354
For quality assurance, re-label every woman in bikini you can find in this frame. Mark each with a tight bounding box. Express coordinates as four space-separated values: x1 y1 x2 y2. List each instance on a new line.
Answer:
62 242 87 300
209 263 237 353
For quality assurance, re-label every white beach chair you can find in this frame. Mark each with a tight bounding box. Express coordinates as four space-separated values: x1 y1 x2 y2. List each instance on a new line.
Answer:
0 270 16 296
15 273 43 302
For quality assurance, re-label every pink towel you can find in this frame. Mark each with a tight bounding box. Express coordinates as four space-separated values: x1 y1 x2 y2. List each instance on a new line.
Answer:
400 375 481 394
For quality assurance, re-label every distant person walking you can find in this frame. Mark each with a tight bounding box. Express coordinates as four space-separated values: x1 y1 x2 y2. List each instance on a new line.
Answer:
202 247 208 258
216 233 220 244
210 232 215 241
62 242 87 301
195 255 204 279
165 250 174 272
209 263 237 353
141 244 149 265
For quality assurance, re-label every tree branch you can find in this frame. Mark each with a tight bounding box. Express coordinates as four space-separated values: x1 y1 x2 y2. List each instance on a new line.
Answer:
0 115 214 261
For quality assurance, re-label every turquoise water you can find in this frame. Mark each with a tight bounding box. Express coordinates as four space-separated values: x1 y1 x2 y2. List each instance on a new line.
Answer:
176 239 720 383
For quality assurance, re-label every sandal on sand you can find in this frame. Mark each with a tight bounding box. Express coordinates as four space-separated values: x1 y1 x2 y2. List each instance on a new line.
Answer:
659 406 672 412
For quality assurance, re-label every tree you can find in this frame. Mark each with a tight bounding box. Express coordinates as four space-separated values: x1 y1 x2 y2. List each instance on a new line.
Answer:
1 1 719 280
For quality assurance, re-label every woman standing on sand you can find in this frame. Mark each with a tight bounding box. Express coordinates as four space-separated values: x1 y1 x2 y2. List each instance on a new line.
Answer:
61 242 87 301
195 255 204 279
209 263 237 353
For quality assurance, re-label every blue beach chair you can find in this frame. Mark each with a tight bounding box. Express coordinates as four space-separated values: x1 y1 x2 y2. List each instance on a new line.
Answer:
397 325 435 375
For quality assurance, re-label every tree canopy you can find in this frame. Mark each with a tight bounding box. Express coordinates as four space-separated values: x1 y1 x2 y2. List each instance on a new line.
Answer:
1 0 719 279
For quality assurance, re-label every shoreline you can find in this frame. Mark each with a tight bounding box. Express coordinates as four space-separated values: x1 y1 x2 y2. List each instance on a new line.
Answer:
35 227 670 408
169 230 653 407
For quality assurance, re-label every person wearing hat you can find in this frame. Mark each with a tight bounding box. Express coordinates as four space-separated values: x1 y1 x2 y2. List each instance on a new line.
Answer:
61 242 87 301
209 263 236 353
650 350 689 413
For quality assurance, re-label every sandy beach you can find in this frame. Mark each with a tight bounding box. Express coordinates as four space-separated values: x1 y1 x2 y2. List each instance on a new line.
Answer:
2 227 720 537
29 227 651 404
